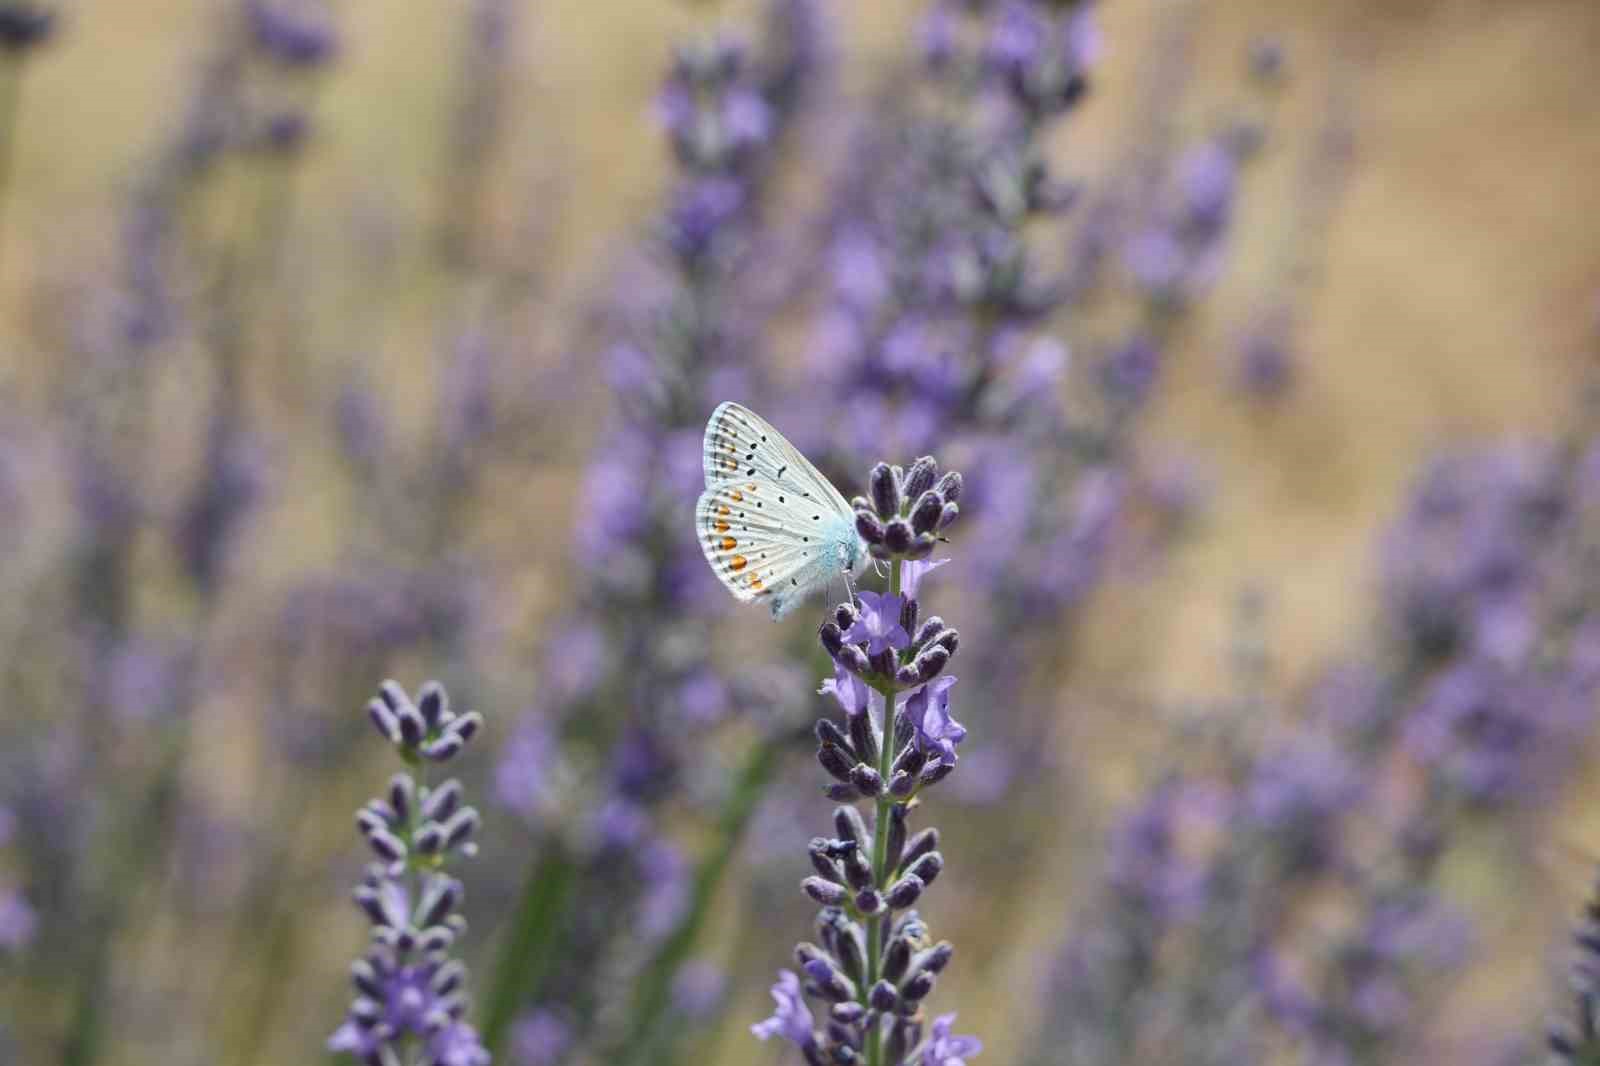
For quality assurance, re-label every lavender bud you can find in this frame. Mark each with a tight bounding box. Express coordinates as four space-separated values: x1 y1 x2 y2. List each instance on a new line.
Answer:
920 941 954 974
421 779 463 823
431 960 466 997
826 1019 859 1052
849 764 885 797
835 806 869 848
354 885 389 927
442 808 480 849
815 718 855 756
350 996 383 1026
443 711 483 746
921 761 955 788
850 495 872 513
838 644 871 677
934 470 962 504
893 745 928 781
912 645 951 682
417 876 461 929
366 830 407 863
900 828 940 872
421 734 464 762
910 491 944 535
415 823 446 855
937 502 960 530
824 783 861 803
350 959 384 999
367 699 401 744
855 889 885 915
833 922 867 985
388 774 415 823
882 937 912 982
870 980 899 1012
818 744 856 783
803 877 850 906
883 519 913 554
378 680 409 714
900 970 935 1002
819 621 845 658
869 463 901 519
809 839 846 882
933 628 959 655
835 602 859 629
903 457 939 500
869 648 897 678
395 701 427 747
886 1018 921 1066
417 926 455 953
899 595 918 637
832 1002 866 1024
855 511 886 544
356 808 388 837
842 846 875 892
906 852 943 888
884 806 908 873
415 681 448 728
885 874 925 909
895 663 922 687
802 958 856 1003
888 770 915 797
912 616 945 645
847 711 879 769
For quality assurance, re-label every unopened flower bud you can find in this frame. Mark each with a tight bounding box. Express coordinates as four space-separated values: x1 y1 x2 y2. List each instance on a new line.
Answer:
934 471 962 503
855 511 886 544
804 877 850 906
903 457 939 500
885 873 925 909
910 491 944 535
849 763 885 797
883 519 913 554
869 463 901 519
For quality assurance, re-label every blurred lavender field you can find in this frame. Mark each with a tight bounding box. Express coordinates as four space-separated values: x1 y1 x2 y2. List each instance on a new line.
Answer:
2 1 1600 1065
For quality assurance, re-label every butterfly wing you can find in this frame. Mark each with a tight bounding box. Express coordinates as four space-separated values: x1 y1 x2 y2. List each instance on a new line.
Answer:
703 402 853 515
697 404 865 619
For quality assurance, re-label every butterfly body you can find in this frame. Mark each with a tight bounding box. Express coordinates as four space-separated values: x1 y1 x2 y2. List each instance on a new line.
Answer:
696 402 868 619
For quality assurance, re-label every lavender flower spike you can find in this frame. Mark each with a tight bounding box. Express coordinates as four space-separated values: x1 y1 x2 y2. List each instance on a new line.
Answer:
331 680 490 1066
755 455 976 1065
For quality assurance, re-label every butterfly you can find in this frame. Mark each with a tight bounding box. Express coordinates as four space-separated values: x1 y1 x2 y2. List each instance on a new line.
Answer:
696 402 868 619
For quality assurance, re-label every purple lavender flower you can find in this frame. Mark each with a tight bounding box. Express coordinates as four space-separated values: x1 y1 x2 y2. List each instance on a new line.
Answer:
763 456 970 1064
820 661 870 717
908 676 965 765
750 970 816 1049
847 591 911 654
921 1013 982 1065
332 681 489 1066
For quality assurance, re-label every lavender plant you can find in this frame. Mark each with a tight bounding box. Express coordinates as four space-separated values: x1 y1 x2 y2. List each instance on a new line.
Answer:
483 2 827 1057
330 680 490 1066
1546 870 1600 1064
753 454 980 1066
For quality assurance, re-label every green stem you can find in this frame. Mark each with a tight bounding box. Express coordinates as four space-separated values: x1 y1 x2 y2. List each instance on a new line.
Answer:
482 844 577 1056
865 558 904 1066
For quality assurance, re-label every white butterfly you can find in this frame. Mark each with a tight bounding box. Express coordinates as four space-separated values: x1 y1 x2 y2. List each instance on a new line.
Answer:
696 402 868 619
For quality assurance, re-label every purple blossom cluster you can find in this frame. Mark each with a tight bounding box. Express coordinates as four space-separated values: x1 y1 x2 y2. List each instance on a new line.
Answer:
330 681 490 1066
1031 425 1600 1066
484 1 827 1057
754 456 981 1066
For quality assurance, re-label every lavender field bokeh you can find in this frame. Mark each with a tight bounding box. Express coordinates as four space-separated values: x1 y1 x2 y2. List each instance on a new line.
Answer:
2 1 1600 1064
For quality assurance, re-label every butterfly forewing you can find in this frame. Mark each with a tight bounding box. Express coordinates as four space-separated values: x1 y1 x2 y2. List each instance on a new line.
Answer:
703 402 852 515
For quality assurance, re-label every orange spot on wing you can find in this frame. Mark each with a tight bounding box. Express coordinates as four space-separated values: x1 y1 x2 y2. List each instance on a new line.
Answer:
750 577 765 591
731 490 743 502
720 536 737 551
714 520 730 533
730 555 748 572
716 505 730 516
